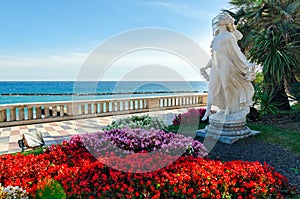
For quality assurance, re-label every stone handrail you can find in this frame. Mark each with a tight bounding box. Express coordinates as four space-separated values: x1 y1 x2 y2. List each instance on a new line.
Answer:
0 94 208 127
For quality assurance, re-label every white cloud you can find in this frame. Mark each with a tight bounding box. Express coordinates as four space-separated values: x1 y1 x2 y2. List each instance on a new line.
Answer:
0 45 211 81
100 49 209 81
0 52 88 80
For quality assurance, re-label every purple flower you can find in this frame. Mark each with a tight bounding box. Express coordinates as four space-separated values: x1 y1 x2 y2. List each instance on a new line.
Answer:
68 127 207 157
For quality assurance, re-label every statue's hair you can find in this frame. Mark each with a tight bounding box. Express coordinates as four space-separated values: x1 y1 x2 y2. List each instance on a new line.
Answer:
217 13 234 26
213 13 235 35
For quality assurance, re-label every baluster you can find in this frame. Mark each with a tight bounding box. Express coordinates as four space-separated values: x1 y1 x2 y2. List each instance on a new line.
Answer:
93 103 98 114
0 109 7 122
10 108 16 121
86 104 91 114
81 104 85 114
27 107 33 120
52 106 57 117
99 102 103 113
19 108 25 121
114 101 119 112
44 106 50 118
36 107 42 119
60 105 64 116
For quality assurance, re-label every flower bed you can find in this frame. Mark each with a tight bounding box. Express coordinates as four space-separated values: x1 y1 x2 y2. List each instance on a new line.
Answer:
166 108 213 134
70 127 208 158
0 137 297 198
172 108 208 127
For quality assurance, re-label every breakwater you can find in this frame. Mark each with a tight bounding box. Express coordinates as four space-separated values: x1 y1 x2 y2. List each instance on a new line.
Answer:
0 91 198 96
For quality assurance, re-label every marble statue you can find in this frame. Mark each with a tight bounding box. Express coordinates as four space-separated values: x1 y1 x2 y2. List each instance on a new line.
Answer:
202 13 255 121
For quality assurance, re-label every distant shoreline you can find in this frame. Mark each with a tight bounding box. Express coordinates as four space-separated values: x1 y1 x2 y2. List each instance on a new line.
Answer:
1 91 200 96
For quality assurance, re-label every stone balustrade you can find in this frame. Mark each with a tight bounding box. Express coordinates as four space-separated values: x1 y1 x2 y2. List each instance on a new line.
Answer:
0 94 207 127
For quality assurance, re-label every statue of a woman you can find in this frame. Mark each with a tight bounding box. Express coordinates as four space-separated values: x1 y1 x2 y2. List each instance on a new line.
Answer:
202 13 255 120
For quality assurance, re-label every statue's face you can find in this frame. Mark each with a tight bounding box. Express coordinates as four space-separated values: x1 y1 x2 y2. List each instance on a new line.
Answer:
226 23 235 33
217 13 234 27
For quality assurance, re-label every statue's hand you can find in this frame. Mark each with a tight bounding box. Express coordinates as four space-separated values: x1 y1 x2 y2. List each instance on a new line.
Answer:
202 110 210 121
245 65 256 81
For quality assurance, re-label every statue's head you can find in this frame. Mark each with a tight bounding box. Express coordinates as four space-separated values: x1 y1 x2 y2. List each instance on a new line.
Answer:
212 12 242 40
217 13 234 27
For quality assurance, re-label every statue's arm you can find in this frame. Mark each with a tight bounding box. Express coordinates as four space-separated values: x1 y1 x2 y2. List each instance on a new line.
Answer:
205 59 212 68
200 59 212 82
229 34 255 81
229 34 251 70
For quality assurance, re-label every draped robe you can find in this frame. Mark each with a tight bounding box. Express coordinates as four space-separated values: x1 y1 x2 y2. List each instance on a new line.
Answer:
208 31 254 114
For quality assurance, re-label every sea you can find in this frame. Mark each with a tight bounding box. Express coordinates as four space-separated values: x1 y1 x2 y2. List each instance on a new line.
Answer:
0 81 208 105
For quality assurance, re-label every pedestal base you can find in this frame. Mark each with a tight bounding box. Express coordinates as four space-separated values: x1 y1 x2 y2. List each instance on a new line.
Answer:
196 112 260 144
196 128 260 144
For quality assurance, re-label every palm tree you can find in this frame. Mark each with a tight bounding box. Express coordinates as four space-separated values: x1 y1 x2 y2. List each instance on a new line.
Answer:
224 0 300 111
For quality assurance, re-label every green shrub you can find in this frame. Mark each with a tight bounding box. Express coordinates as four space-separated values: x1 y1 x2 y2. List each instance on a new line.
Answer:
36 179 66 199
105 114 166 130
253 83 280 116
290 82 300 102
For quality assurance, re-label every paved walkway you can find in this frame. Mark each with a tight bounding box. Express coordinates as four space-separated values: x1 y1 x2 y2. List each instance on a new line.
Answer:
0 109 188 154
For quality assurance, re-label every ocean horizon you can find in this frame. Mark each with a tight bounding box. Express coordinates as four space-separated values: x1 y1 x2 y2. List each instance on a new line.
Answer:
0 81 208 105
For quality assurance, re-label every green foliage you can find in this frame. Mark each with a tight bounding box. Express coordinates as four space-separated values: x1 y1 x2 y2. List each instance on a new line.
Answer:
105 114 166 130
11 147 46 156
248 31 298 88
253 83 280 116
225 0 300 111
253 71 263 84
36 179 66 199
290 82 300 101
291 103 300 112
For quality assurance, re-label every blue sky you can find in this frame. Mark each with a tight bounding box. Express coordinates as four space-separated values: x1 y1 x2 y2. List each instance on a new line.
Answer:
0 0 230 81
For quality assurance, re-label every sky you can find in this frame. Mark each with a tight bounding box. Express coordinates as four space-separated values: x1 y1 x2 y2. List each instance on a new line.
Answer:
0 0 230 81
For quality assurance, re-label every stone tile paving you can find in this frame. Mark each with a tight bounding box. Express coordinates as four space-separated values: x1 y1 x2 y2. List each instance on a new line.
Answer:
0 109 188 154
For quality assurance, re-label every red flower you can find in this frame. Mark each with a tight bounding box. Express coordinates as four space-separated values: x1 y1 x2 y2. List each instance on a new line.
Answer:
174 187 178 193
0 140 297 198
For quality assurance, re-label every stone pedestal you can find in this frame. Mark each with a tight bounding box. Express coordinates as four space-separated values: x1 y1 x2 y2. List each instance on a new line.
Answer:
197 111 259 144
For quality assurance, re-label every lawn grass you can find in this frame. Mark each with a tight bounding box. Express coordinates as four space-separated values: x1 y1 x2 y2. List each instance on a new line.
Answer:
246 103 300 155
11 146 46 156
166 123 207 137
167 117 300 156
247 122 300 155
